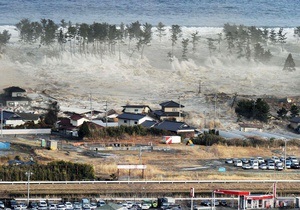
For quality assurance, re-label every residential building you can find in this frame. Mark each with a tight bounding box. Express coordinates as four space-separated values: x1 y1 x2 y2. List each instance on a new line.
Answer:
3 86 30 107
153 120 195 137
290 117 300 132
153 100 185 122
117 113 155 126
121 105 152 114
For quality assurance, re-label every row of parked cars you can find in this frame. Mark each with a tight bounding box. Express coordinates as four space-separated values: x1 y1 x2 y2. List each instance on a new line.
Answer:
0 199 107 210
225 156 300 170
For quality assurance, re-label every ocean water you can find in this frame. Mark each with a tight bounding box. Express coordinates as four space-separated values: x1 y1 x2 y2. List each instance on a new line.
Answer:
0 0 300 27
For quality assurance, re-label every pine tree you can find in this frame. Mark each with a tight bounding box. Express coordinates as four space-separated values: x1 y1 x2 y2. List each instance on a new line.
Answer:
156 22 166 42
191 31 200 53
170 25 182 56
290 104 299 118
181 38 189 61
0 30 11 51
277 28 287 51
283 53 296 71
207 38 216 57
269 29 277 44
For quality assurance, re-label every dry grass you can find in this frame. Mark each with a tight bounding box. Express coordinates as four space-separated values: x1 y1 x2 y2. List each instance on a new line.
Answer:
3 136 299 181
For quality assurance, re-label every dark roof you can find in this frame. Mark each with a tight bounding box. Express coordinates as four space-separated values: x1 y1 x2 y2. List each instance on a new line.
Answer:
154 120 195 132
117 113 148 120
290 117 300 123
3 86 26 93
2 111 22 120
140 120 157 128
58 118 71 126
122 105 150 108
153 110 181 117
17 113 40 121
5 96 30 101
159 100 184 108
70 114 85 121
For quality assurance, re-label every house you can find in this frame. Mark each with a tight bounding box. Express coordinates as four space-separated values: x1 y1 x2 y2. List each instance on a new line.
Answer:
3 86 30 107
70 114 89 127
153 120 196 137
153 100 185 122
1 110 41 127
121 105 152 114
3 86 26 97
2 110 25 127
56 117 78 136
117 113 155 126
140 120 157 128
289 117 300 132
239 123 263 132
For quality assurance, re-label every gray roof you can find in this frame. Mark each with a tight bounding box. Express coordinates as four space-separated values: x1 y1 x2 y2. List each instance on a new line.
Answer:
117 113 148 120
160 100 184 108
122 105 150 108
290 117 300 123
154 120 195 132
4 86 26 93
17 112 40 121
140 120 157 128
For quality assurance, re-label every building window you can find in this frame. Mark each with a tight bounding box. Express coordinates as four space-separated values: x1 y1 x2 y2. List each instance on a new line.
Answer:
124 120 127 123
172 108 178 112
134 109 138 112
134 121 138 124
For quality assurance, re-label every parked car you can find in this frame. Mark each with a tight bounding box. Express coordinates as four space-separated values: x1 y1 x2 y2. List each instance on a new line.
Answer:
39 200 48 209
200 200 211 206
15 203 27 210
28 202 38 210
285 160 292 169
242 164 252 170
267 163 275 170
257 157 265 164
97 200 106 207
291 163 300 169
49 204 57 210
225 158 233 164
90 203 97 209
272 156 280 163
259 164 267 170
220 200 227 206
234 159 243 167
9 200 18 209
241 158 249 164
57 203 66 210
65 202 73 210
0 201 5 209
141 203 151 210
73 202 82 210
276 162 284 170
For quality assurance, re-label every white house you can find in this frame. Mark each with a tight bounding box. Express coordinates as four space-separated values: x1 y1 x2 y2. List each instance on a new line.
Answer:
117 113 155 126
70 114 89 127
121 105 152 114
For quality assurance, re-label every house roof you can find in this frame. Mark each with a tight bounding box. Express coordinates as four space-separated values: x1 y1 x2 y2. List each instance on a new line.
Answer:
117 113 148 120
153 110 181 117
122 105 150 108
5 96 30 101
3 86 26 93
154 120 195 132
159 100 184 108
2 111 22 120
290 117 300 123
17 112 40 121
92 120 118 127
70 114 86 121
140 120 157 128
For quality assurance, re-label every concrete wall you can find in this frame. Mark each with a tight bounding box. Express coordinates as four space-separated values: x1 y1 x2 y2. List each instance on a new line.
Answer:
0 129 51 135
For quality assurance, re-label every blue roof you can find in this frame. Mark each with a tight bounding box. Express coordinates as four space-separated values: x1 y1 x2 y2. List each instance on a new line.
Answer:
117 113 148 120
140 120 157 128
154 120 195 132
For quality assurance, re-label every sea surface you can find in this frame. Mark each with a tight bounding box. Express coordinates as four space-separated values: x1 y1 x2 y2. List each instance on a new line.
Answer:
0 0 300 27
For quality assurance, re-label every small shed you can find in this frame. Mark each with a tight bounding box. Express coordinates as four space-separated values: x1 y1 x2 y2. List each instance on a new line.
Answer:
239 123 263 132
46 140 58 150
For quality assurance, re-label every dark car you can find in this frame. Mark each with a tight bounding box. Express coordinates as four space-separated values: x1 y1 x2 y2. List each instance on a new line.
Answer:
220 200 227 206
9 200 18 209
291 163 300 169
200 201 211 206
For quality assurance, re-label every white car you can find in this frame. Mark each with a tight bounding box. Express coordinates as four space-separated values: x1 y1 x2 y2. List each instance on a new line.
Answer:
65 202 73 209
49 204 57 210
259 164 267 170
141 204 151 210
57 203 66 210
267 163 275 170
234 159 243 167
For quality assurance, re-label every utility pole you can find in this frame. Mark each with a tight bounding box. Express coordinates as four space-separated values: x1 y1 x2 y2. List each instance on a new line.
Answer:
89 93 93 120
104 100 108 127
25 171 33 205
214 94 217 129
198 80 207 94
0 103 3 138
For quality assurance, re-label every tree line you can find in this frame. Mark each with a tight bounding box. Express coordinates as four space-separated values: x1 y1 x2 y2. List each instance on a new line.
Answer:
0 19 297 69
0 160 95 181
